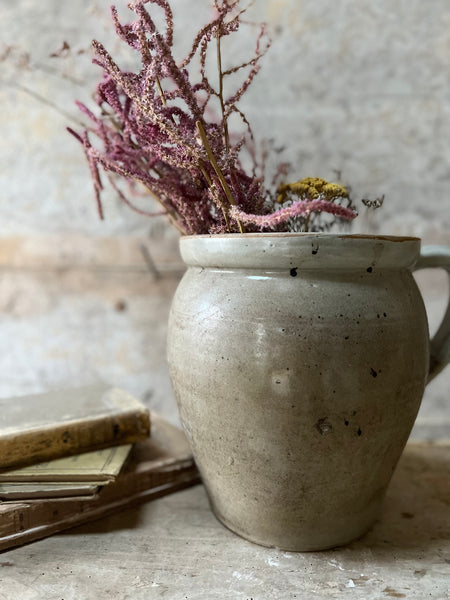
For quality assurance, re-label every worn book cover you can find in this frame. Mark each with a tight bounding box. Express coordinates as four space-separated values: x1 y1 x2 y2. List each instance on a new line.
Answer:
0 444 132 483
0 445 133 500
0 482 101 501
0 412 200 552
0 385 150 470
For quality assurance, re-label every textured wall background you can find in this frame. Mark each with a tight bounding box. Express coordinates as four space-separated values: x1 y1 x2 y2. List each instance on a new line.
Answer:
0 0 449 426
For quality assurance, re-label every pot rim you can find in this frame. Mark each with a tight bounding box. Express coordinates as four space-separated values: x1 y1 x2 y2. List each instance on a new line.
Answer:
179 232 422 270
182 232 420 242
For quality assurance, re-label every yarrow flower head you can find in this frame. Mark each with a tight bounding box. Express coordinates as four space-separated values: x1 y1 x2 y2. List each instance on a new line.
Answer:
69 0 358 234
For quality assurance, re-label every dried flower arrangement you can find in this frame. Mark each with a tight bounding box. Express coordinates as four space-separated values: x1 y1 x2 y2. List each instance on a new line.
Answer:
69 0 360 235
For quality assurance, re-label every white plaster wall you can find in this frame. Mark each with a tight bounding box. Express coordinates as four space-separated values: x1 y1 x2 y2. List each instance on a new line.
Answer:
1 0 449 238
0 0 449 425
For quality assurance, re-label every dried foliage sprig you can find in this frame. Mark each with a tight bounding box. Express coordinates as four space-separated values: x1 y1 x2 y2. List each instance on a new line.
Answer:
69 0 358 234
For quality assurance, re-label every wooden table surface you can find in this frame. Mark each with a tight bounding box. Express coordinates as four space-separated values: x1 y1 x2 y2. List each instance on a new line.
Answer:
0 440 449 600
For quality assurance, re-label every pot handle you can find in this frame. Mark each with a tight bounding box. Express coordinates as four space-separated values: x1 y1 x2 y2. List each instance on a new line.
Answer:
413 245 450 382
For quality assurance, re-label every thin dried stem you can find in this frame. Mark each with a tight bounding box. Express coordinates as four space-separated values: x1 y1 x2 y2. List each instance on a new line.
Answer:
198 158 213 186
196 120 244 233
155 75 167 106
216 31 229 151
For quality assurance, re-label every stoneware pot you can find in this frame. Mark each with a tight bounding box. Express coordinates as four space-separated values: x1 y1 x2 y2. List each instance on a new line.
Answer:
167 233 450 551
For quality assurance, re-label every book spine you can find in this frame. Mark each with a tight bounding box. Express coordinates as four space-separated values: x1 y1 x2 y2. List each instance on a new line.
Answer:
0 410 150 471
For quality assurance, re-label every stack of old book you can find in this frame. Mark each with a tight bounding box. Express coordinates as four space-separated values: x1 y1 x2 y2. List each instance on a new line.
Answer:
0 385 199 551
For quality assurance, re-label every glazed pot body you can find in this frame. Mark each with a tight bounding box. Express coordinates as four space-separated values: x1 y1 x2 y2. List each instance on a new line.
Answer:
167 233 429 550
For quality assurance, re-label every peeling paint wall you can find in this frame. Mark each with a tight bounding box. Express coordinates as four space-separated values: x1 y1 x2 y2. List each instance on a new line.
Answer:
2 0 449 237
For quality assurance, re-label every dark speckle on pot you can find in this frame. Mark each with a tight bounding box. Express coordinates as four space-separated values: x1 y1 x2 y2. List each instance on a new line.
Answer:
357 427 362 436
115 300 127 312
370 367 378 378
315 418 333 435
366 266 373 273
401 512 415 519
290 267 298 277
312 243 319 255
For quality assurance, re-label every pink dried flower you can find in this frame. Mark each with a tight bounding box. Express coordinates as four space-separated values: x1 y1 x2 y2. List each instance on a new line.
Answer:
69 1 361 234
230 199 358 230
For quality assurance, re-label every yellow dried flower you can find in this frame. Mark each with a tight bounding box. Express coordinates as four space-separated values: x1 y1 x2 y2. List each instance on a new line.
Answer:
276 177 349 204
